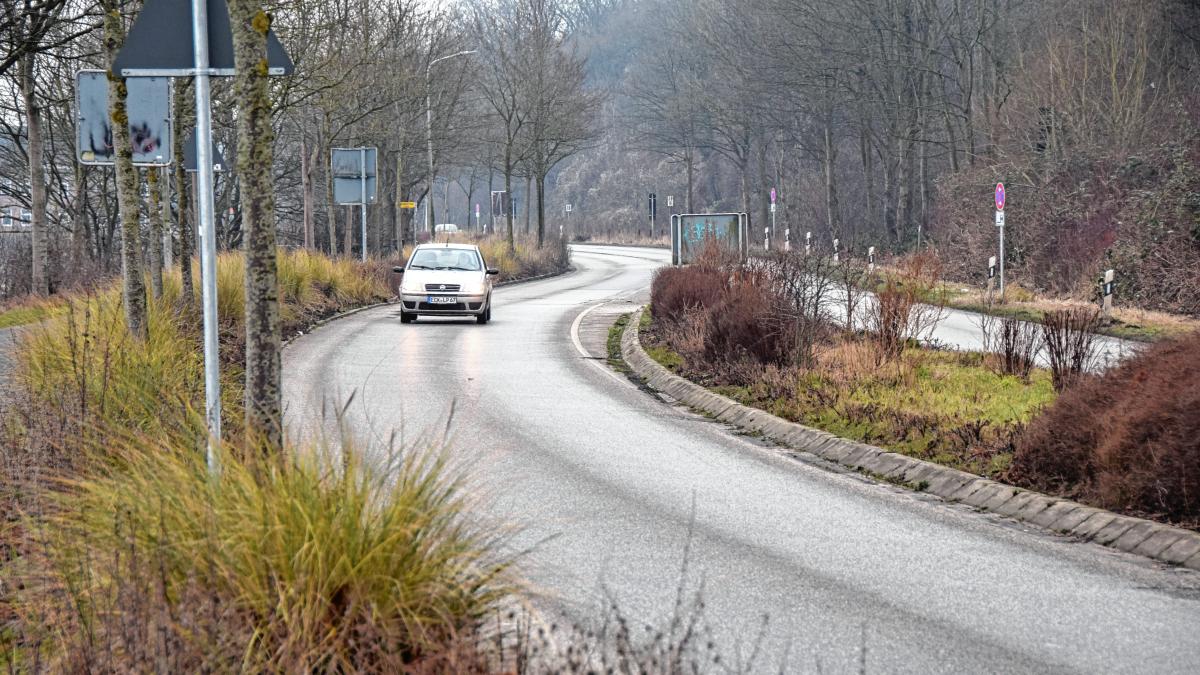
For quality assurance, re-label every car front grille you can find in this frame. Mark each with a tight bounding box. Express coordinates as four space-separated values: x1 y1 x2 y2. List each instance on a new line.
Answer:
417 302 467 311
425 283 461 293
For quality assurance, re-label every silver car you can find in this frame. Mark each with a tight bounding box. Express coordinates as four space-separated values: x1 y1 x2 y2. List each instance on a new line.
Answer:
394 243 498 324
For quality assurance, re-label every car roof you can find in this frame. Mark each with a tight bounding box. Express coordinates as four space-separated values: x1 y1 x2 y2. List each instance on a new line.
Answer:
413 243 478 251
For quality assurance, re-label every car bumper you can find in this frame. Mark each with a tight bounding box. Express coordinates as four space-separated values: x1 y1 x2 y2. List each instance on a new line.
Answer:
400 293 488 316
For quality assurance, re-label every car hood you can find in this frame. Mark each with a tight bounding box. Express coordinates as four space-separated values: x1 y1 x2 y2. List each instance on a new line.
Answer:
402 269 487 291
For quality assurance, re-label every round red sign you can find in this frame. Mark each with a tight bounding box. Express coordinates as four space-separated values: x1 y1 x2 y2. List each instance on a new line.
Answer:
995 183 1006 211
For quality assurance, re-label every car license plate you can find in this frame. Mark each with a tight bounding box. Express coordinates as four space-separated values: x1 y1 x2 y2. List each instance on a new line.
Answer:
427 296 457 305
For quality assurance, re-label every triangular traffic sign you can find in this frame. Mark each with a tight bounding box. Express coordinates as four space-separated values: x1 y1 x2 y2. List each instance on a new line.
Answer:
112 0 293 77
183 133 226 172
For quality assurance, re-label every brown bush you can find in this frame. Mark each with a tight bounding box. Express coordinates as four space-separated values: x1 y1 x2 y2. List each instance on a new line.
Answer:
650 265 726 324
1009 331 1200 523
1041 307 1102 391
867 252 946 361
702 267 794 367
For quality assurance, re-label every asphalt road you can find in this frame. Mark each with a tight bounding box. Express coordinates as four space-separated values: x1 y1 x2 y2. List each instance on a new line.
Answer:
282 245 1199 673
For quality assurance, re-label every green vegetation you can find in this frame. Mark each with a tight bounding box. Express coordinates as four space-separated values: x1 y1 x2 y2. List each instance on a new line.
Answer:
607 313 631 374
644 333 1051 478
0 303 60 330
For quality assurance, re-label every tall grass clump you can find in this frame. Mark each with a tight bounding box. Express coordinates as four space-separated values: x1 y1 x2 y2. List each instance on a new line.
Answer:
5 429 516 672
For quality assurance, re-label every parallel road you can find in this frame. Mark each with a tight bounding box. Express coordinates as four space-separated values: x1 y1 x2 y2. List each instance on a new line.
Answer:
282 245 1197 673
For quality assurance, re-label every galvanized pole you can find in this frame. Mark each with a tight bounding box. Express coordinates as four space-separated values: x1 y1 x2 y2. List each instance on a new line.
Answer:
191 0 220 474
359 147 367 262
425 62 435 234
999 217 1006 298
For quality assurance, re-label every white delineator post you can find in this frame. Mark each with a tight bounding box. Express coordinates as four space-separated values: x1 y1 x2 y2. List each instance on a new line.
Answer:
868 246 876 273
191 0 220 474
832 238 840 263
1103 269 1115 316
784 228 791 252
805 231 811 255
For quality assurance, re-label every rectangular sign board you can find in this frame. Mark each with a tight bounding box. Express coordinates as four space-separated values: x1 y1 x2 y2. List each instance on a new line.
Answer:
490 191 510 217
76 70 172 166
672 213 747 265
331 147 377 205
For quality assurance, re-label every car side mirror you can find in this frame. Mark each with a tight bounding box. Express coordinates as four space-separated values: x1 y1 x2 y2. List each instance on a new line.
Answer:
486 268 500 276
392 266 405 274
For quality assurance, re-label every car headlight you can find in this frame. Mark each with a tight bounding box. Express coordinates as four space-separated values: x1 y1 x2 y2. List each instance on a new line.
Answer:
401 279 421 294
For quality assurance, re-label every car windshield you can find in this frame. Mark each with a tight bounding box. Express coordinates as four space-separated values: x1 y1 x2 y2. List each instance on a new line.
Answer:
408 248 482 271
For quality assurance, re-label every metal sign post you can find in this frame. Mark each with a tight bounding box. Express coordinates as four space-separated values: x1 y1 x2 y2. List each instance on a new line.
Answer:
191 0 220 472
359 148 367 261
995 183 1006 299
648 193 657 238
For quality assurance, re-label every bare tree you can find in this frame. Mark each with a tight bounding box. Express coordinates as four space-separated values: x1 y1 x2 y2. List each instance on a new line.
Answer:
101 0 147 338
230 0 282 453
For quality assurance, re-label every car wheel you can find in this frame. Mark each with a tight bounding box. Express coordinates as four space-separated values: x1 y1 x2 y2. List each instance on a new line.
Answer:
476 303 491 325
400 311 415 324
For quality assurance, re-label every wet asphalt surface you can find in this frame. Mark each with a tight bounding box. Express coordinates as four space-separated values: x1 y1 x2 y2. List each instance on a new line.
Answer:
282 245 1199 673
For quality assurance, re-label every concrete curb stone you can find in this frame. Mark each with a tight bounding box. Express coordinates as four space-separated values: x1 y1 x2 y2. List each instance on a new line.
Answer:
619 305 1200 572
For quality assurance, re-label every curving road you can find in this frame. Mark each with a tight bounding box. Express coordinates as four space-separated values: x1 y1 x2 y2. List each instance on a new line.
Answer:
283 245 1198 673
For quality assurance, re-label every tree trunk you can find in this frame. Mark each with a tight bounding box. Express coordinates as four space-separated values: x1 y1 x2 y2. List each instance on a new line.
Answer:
504 155 514 250
322 118 337 256
824 121 841 241
301 135 315 249
536 174 546 248
524 175 532 234
173 78 194 304
20 54 49 296
685 144 695 212
146 168 164 299
161 165 172 272
71 163 88 270
394 141 404 251
103 2 148 339
231 0 283 454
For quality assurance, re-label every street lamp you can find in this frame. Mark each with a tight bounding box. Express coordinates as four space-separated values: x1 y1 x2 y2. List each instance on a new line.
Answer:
426 49 477 233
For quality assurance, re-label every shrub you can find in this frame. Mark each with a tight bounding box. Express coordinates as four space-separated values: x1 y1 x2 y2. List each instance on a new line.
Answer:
866 252 946 362
650 265 726 324
702 267 794 367
1009 330 1200 523
1040 307 1102 391
980 313 1040 380
5 430 515 672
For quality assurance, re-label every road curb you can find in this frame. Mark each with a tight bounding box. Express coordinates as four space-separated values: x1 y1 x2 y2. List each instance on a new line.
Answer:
281 266 574 349
619 306 1200 572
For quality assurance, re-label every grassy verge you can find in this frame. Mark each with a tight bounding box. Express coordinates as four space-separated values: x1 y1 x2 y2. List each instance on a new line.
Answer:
0 303 62 330
640 313 1054 479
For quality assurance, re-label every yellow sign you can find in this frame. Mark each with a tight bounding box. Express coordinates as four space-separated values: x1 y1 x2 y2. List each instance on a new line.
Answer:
400 201 417 209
